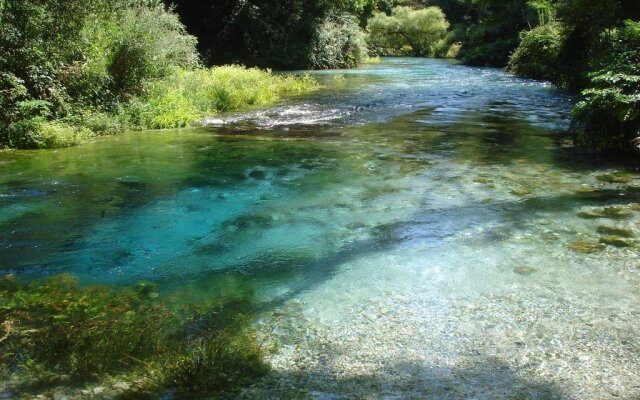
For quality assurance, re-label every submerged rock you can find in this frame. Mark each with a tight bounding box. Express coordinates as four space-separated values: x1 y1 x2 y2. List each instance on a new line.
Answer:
596 172 635 184
248 169 267 180
568 240 605 254
575 186 598 193
599 236 635 248
116 176 145 190
473 176 493 184
510 188 533 196
513 265 536 275
577 206 633 219
596 225 635 238
223 214 275 230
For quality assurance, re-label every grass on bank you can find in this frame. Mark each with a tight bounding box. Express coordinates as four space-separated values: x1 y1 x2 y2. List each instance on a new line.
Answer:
0 273 268 397
125 66 317 130
8 66 317 149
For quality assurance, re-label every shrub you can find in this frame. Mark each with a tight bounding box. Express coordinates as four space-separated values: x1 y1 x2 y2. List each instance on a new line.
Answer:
366 6 450 57
66 2 199 103
573 72 640 152
572 20 640 153
309 13 368 69
72 110 127 136
508 22 563 81
0 0 199 148
444 42 462 59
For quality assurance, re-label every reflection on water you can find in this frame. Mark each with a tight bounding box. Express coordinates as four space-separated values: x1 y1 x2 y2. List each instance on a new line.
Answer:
1 58 640 397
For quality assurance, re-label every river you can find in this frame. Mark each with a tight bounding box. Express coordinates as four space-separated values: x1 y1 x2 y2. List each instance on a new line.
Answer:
1 58 639 399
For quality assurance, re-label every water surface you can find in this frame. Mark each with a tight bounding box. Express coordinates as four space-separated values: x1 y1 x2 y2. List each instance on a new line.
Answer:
1 58 639 399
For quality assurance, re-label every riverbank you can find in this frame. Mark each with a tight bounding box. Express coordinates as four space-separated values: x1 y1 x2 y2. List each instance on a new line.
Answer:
1 66 317 150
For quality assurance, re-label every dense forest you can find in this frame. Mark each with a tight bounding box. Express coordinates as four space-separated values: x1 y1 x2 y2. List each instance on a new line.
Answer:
1 0 639 152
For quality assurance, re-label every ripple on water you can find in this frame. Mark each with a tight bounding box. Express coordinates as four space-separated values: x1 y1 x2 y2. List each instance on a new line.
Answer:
1 58 639 399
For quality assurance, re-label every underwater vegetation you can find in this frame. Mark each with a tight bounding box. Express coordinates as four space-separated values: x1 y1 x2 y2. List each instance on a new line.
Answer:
0 274 268 398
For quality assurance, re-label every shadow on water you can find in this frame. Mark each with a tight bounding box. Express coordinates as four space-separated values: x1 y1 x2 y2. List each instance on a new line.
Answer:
241 360 565 399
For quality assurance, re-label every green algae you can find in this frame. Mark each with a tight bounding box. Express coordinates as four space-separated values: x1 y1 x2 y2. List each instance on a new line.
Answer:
599 236 635 248
568 240 605 254
596 225 635 238
596 172 636 184
578 206 634 219
511 188 534 196
0 274 267 397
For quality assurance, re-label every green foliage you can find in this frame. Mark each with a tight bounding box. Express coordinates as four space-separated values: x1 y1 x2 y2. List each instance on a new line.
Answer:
444 41 462 59
125 66 318 130
508 22 562 81
0 0 318 149
527 0 557 25
554 0 622 90
309 13 368 69
67 3 199 103
573 21 640 153
0 0 199 148
456 0 536 66
0 274 268 395
164 0 391 68
367 6 450 57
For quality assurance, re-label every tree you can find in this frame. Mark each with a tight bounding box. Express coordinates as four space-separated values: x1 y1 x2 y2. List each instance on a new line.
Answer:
367 6 449 56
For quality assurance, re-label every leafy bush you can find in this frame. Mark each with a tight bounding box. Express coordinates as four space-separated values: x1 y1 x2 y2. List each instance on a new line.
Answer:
367 6 450 57
67 3 199 103
508 22 563 81
572 21 640 153
0 0 199 148
444 42 462 59
456 0 536 66
309 13 368 69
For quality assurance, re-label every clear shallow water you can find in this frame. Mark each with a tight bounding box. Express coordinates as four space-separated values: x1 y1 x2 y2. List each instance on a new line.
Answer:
1 58 640 397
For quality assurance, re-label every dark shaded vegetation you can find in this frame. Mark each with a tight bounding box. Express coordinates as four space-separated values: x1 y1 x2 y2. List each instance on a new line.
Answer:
163 0 382 69
0 273 268 397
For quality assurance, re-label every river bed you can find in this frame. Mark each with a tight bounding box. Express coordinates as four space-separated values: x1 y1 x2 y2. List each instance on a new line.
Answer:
1 58 639 399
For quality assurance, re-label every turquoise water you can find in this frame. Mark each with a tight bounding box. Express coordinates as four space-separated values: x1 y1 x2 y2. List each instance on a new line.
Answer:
4 58 640 397
0 58 638 305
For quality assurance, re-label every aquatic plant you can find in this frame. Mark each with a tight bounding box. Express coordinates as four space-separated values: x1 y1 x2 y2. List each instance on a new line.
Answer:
0 274 268 396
